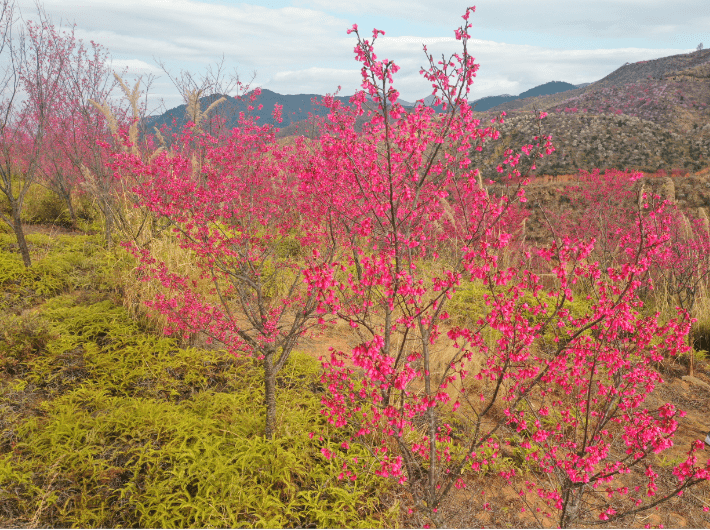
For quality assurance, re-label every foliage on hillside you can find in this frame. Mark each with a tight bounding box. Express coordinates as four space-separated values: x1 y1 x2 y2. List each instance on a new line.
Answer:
471 112 710 180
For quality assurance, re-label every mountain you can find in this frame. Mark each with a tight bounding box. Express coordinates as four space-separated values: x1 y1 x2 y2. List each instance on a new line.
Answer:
144 49 710 135
468 81 578 112
142 88 462 140
466 49 710 181
584 49 710 90
518 81 578 99
143 81 581 135
482 49 710 115
143 88 361 134
469 94 518 112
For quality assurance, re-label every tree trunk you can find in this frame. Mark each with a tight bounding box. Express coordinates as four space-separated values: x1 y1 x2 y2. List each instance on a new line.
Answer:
65 193 77 230
688 326 695 377
12 203 31 268
263 351 277 440
102 201 113 250
559 480 585 528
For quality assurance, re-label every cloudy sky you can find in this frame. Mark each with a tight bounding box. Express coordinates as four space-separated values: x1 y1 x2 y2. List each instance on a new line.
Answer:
15 0 710 114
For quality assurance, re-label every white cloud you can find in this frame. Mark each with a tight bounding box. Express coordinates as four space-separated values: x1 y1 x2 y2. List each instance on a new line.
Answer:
108 59 163 76
269 67 360 94
298 0 710 43
12 0 706 110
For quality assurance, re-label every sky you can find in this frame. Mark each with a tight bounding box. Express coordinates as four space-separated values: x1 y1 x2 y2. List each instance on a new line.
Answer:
14 0 710 115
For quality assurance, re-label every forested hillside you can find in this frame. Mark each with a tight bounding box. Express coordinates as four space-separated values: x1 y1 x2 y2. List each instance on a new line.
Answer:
467 50 710 179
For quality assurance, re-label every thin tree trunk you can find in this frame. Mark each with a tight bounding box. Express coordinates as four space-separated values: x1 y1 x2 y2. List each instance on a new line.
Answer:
103 202 113 250
12 202 31 267
688 327 695 377
421 334 441 526
559 483 572 528
65 193 77 229
263 351 277 440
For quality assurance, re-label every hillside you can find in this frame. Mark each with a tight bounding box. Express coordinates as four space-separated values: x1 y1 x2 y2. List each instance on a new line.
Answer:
484 48 710 115
469 112 710 181
465 50 710 179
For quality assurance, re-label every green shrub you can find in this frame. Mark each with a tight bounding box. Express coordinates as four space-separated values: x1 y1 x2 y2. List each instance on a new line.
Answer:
20 186 72 227
0 293 397 528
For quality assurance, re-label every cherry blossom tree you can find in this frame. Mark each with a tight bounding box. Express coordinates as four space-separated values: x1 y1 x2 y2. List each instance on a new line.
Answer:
294 9 709 528
110 91 338 440
0 0 67 266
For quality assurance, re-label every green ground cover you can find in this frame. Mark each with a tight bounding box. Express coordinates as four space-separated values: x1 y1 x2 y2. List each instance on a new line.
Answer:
0 231 397 528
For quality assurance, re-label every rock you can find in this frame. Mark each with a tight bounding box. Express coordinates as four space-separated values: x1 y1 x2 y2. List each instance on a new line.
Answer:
681 375 710 391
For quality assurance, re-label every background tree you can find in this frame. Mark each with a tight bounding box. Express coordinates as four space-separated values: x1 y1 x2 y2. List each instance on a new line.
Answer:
647 205 710 376
36 24 123 230
86 72 161 249
0 0 67 266
153 54 255 140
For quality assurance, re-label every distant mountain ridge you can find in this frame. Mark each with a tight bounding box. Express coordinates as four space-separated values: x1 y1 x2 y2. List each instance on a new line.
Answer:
586 49 710 90
468 81 580 112
143 81 583 133
140 47 710 188
143 89 358 134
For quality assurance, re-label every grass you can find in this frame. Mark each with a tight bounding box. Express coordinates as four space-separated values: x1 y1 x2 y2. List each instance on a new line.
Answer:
0 226 398 528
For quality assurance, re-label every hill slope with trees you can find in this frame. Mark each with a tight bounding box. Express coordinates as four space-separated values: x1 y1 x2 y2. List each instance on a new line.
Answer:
467 49 710 179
